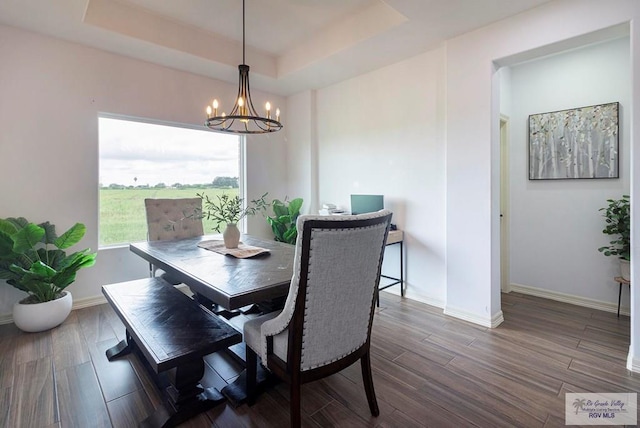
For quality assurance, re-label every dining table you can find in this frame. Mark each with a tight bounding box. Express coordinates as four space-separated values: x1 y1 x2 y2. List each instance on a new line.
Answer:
130 233 295 310
128 233 295 407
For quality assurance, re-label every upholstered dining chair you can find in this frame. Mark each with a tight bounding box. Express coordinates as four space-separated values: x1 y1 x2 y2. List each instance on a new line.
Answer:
144 198 204 280
243 209 392 427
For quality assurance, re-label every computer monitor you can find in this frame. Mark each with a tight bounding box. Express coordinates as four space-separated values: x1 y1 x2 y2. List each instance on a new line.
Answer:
350 194 384 215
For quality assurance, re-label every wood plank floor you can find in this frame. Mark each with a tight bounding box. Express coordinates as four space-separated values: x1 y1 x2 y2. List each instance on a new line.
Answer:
0 291 636 427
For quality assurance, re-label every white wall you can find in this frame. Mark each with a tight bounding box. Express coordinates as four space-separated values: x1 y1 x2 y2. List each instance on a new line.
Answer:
305 47 448 306
0 24 287 317
508 37 631 304
283 90 316 214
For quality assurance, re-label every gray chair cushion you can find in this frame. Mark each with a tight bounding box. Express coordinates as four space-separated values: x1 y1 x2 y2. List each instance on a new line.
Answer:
243 311 288 362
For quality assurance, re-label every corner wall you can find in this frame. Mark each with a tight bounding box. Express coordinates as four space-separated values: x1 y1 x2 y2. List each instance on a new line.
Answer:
445 0 639 354
285 47 448 306
283 90 317 214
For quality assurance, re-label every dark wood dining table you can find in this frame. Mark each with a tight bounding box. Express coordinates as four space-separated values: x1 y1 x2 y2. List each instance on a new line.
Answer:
129 234 295 409
130 234 295 310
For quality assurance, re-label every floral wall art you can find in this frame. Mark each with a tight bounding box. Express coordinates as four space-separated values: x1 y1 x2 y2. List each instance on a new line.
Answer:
528 102 619 179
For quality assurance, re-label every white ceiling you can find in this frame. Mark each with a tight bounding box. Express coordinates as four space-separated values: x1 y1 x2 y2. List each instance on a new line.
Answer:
0 0 555 96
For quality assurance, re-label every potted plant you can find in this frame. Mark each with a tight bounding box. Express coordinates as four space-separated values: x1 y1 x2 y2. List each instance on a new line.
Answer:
0 217 97 332
266 197 303 245
598 195 630 280
197 192 268 248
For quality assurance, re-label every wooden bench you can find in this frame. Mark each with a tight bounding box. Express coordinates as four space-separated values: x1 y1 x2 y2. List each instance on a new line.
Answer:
102 277 242 428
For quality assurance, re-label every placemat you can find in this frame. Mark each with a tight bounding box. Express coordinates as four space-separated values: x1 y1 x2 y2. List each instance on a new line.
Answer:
198 240 270 258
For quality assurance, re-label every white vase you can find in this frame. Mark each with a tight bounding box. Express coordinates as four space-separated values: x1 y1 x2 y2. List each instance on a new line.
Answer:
620 259 631 281
13 291 72 332
223 223 240 249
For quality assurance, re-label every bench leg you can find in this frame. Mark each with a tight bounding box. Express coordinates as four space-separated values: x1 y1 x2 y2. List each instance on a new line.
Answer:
105 330 136 361
142 359 226 428
166 361 207 407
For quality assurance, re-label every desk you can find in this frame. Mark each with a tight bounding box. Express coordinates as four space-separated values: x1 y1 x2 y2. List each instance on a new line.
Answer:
378 229 404 306
130 234 294 310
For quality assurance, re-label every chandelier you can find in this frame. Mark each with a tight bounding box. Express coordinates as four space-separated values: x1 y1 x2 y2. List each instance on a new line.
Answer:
204 0 282 134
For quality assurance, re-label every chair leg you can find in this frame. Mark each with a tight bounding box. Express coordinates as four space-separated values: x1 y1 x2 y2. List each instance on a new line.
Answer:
361 351 380 417
290 376 302 428
246 345 258 405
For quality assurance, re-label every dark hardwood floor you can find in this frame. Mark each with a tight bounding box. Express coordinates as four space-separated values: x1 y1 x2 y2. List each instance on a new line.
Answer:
0 291 636 427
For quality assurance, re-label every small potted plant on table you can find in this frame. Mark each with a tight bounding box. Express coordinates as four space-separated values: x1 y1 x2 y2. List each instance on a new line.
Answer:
197 192 268 248
598 195 630 280
0 217 97 332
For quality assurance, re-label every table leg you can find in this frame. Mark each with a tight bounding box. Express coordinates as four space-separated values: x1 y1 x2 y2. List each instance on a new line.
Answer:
400 241 404 297
618 282 623 317
221 358 273 407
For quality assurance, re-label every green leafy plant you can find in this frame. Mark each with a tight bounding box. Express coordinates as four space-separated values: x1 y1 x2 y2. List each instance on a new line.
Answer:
266 197 303 244
0 218 97 303
197 192 269 232
598 195 630 261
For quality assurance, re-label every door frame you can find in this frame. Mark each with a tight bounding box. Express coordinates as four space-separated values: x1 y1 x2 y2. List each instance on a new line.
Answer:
500 114 510 293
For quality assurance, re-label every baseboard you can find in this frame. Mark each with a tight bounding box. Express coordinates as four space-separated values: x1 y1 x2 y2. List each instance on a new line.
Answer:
0 294 108 326
385 289 445 310
0 312 12 326
627 346 640 373
72 294 108 310
509 283 627 315
443 305 504 328
383 289 501 327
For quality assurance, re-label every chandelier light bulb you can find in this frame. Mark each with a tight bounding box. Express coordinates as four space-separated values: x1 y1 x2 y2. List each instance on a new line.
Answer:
206 105 212 118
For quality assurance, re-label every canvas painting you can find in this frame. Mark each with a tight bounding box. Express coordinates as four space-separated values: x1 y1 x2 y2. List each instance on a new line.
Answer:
528 102 619 180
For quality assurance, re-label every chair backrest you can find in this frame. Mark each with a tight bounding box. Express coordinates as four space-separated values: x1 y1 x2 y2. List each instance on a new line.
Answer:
286 210 392 372
144 198 204 241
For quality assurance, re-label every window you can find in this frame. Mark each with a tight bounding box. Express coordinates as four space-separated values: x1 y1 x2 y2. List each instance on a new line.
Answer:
98 116 241 247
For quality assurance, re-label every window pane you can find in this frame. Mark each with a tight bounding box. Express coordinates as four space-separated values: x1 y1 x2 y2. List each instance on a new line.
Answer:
98 117 240 247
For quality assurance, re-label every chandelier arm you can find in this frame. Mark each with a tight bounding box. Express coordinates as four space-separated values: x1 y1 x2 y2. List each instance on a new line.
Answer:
243 70 261 117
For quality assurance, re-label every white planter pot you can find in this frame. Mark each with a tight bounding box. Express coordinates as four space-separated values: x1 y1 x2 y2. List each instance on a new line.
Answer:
13 291 72 332
620 259 631 281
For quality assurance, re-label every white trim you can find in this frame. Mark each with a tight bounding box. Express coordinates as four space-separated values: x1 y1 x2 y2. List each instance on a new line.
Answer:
500 114 510 293
627 345 640 372
444 305 504 328
0 312 12 326
381 289 445 310
382 290 505 328
71 294 108 310
509 282 628 315
0 294 108 325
